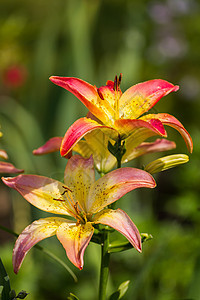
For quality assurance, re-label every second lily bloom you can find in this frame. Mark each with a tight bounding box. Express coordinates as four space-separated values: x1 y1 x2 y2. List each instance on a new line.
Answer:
49 75 193 158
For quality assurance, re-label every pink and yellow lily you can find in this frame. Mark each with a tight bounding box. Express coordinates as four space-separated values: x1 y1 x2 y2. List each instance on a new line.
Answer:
2 155 156 272
49 75 193 157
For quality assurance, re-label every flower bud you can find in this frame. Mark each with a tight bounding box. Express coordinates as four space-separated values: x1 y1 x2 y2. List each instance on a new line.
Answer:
144 154 189 174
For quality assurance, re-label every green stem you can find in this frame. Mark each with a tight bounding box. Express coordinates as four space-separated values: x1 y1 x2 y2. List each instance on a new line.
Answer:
98 137 124 299
98 229 110 300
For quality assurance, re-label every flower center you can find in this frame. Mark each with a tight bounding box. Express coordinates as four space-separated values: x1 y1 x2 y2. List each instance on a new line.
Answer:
53 185 88 224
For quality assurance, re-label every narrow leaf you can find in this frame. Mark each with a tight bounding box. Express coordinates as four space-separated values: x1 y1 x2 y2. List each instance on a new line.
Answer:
109 280 130 300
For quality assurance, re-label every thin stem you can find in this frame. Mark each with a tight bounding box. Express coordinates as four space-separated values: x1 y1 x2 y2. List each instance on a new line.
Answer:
98 229 110 300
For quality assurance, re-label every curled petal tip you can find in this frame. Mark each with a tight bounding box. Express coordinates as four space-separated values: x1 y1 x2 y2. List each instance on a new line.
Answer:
2 176 17 188
173 85 179 92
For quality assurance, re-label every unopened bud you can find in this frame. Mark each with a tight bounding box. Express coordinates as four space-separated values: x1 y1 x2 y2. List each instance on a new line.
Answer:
144 154 189 174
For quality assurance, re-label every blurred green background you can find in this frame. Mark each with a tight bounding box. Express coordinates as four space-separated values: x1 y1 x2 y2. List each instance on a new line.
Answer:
0 0 200 299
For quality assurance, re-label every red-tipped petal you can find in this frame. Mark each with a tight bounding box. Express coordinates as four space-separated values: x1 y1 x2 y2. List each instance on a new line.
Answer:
49 76 109 123
94 208 141 252
141 113 193 153
33 137 63 155
119 79 179 119
60 117 118 157
115 118 167 140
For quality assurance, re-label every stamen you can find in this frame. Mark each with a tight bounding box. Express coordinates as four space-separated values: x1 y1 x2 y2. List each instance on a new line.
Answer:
114 73 122 119
114 75 118 91
118 73 122 87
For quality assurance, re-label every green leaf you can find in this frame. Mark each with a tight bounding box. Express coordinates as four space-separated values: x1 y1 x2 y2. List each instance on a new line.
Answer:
108 241 132 253
66 293 79 300
0 258 11 300
0 286 4 300
109 280 130 300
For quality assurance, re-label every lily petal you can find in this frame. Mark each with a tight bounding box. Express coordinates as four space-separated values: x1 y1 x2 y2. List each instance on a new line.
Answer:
0 162 24 173
49 76 109 124
119 79 179 119
33 137 63 155
13 217 70 273
94 208 141 252
64 155 95 212
56 222 94 270
0 149 8 160
60 117 118 157
141 113 193 153
2 175 74 216
123 139 176 163
115 118 167 140
87 167 156 214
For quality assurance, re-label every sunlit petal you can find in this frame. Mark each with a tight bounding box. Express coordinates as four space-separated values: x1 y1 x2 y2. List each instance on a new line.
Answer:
56 222 94 270
13 217 70 273
115 118 167 140
49 76 109 123
33 137 63 155
2 175 74 216
0 162 24 174
60 117 118 157
64 155 95 212
94 208 141 252
123 139 176 163
87 167 156 213
119 79 179 119
141 113 193 153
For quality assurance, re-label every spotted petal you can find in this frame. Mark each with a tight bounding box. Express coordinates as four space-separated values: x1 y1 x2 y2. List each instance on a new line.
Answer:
60 117 118 157
119 79 179 119
141 113 193 153
86 167 156 214
56 222 94 269
2 175 74 216
33 137 63 155
13 217 70 273
94 208 141 252
64 155 95 212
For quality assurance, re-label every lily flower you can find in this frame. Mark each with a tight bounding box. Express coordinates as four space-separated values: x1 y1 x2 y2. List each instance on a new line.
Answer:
2 155 156 272
49 75 193 158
